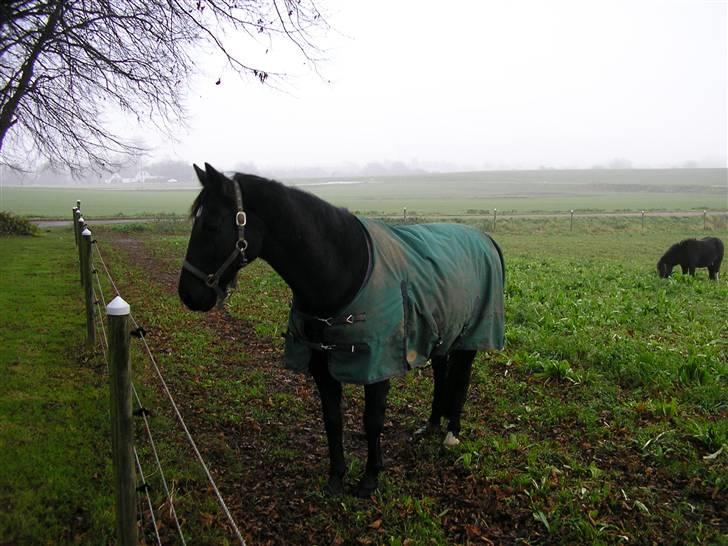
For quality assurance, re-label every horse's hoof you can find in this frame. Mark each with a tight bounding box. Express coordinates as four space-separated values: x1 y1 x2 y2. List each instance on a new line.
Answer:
323 476 344 497
353 475 378 498
443 431 460 447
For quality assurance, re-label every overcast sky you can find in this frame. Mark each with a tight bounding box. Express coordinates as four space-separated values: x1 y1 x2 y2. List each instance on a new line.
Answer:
143 0 727 171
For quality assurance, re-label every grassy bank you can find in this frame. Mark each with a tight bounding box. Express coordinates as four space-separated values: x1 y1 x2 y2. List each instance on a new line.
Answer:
0 230 114 543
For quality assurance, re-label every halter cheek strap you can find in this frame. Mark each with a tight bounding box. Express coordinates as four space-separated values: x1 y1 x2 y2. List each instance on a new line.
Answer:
182 178 249 300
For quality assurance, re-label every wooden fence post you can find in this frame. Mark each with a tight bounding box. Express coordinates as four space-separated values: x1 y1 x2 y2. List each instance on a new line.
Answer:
641 210 645 233
77 215 85 285
403 207 407 224
703 210 707 231
492 209 497 232
74 209 82 250
570 210 574 232
72 207 79 247
81 228 95 345
106 296 138 546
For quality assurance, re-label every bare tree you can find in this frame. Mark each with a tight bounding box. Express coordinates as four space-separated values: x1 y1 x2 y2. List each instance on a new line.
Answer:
0 0 326 173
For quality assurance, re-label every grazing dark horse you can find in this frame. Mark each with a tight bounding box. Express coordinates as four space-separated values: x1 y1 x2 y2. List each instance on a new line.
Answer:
657 237 724 280
178 163 505 497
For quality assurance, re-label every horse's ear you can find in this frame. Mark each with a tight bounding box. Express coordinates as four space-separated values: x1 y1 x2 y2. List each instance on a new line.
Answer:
203 163 230 194
193 164 208 187
204 163 225 182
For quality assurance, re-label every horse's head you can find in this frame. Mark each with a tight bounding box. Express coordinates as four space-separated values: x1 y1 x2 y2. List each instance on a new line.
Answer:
178 163 262 311
656 258 672 278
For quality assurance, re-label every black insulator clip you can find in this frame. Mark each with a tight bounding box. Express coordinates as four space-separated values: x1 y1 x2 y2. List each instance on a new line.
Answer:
130 327 147 339
136 483 151 493
133 407 151 418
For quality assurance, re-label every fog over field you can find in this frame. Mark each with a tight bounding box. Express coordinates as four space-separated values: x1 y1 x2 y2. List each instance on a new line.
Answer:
145 1 724 173
1 0 726 186
2 168 726 218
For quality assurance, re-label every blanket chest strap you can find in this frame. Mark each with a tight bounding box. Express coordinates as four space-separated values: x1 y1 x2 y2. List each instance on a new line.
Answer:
315 312 367 327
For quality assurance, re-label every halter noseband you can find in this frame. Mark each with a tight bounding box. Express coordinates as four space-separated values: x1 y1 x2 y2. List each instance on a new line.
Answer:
182 178 249 301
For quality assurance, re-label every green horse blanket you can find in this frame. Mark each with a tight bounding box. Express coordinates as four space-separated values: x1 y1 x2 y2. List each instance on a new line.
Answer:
284 218 505 384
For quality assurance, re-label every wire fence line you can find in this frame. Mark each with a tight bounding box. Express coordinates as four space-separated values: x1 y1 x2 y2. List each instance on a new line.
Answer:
79 218 246 545
134 445 163 546
90 277 171 545
128 312 246 546
91 260 170 545
130 379 187 546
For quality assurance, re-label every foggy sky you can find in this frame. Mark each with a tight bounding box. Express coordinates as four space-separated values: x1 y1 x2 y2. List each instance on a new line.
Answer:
140 0 727 172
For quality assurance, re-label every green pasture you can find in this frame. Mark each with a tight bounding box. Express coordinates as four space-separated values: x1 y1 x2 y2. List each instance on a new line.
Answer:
0 186 198 218
0 232 114 543
1 215 726 544
2 167 726 217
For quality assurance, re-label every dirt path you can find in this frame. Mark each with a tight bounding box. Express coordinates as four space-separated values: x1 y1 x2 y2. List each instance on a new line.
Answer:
103 232 538 545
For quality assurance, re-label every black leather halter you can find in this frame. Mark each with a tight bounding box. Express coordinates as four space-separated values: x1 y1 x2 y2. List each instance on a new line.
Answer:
182 178 249 301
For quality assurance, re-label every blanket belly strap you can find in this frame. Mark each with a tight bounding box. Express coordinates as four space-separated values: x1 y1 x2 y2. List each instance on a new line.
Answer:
283 331 370 354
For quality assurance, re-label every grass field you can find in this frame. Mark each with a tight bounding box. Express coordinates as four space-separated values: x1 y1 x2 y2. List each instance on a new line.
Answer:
2 167 726 217
0 232 115 543
1 215 725 544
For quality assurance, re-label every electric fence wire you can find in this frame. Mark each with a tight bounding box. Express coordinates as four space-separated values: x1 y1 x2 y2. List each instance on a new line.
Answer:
130 312 247 546
90 287 160 545
90 284 162 545
133 446 163 546
131 382 187 546
93 242 120 297
92 239 244 545
91 273 109 372
91 246 187 544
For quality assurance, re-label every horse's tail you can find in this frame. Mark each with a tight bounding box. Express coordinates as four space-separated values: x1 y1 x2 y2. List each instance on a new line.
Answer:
484 233 506 286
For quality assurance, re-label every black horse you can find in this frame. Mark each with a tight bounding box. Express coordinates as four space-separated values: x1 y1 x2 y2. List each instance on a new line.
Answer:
178 164 505 497
657 237 724 280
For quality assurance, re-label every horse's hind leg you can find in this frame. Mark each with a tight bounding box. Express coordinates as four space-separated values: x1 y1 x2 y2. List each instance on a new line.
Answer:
356 379 390 498
414 355 448 437
309 352 346 496
443 349 477 446
709 258 722 280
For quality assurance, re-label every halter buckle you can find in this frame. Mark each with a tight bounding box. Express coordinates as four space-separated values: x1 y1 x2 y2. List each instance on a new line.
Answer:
205 274 218 287
236 239 248 252
236 211 247 226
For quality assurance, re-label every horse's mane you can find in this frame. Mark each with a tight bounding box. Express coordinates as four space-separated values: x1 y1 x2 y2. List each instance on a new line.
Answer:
190 173 356 233
236 173 358 234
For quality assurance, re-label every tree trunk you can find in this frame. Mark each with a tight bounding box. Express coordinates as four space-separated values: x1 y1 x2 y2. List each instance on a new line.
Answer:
0 1 64 152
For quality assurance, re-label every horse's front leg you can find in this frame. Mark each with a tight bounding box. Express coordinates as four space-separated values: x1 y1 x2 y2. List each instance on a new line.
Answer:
356 380 391 498
309 351 346 496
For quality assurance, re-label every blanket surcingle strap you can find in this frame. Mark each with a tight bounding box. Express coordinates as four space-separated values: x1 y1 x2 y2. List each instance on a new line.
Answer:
284 218 505 385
